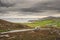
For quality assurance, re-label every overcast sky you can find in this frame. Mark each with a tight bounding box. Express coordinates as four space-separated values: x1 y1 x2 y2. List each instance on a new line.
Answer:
0 0 60 18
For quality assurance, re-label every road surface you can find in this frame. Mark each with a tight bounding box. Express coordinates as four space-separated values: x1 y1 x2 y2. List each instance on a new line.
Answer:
0 28 51 34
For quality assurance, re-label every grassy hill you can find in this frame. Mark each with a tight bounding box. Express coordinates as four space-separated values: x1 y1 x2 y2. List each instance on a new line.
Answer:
1 27 60 40
25 17 60 27
0 17 60 40
0 19 30 32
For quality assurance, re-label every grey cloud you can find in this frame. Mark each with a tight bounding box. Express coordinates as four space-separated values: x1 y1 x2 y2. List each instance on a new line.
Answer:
0 0 60 16
20 0 60 12
0 0 16 7
20 8 44 13
0 0 37 11
0 0 37 8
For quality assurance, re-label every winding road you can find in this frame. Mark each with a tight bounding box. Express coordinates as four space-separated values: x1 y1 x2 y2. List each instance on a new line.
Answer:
0 28 51 34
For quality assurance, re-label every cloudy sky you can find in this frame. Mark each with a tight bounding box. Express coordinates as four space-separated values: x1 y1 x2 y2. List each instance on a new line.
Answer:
0 0 60 18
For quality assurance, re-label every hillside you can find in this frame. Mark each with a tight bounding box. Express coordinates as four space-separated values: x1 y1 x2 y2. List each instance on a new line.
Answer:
25 17 60 27
0 19 29 32
0 18 60 40
0 27 60 40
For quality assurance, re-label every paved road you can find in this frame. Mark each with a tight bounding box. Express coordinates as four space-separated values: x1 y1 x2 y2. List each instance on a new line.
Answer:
1 28 60 37
1 29 35 34
0 28 51 34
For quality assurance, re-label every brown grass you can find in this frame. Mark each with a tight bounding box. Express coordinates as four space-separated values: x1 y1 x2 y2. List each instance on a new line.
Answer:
0 27 60 40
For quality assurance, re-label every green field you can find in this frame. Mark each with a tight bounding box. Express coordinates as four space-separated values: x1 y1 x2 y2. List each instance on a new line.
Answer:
24 19 60 27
